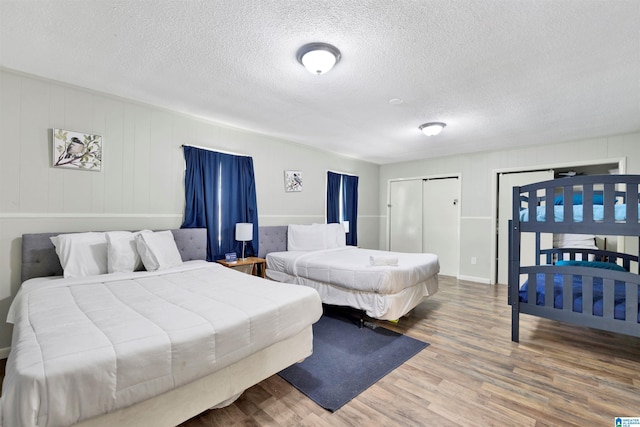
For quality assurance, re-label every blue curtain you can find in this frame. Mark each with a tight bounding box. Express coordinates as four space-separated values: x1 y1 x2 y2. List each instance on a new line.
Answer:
182 146 258 261
343 174 358 246
326 171 358 246
326 171 341 224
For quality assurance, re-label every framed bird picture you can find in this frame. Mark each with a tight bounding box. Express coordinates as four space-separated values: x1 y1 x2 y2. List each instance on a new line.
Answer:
52 128 102 171
284 170 302 192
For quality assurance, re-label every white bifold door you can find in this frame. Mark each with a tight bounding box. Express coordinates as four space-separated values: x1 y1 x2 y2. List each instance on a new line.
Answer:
389 177 460 277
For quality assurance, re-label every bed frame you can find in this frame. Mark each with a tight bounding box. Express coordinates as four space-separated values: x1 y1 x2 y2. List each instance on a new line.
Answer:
508 174 640 342
16 228 313 427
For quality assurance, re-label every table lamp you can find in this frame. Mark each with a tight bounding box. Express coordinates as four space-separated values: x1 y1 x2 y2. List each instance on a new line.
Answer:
235 223 253 260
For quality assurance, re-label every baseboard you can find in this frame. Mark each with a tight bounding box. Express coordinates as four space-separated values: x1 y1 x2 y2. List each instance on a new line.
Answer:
0 346 11 359
458 275 492 285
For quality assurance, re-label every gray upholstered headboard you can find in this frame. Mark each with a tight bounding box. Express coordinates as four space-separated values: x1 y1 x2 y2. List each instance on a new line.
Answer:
257 226 288 258
21 229 207 283
22 227 289 282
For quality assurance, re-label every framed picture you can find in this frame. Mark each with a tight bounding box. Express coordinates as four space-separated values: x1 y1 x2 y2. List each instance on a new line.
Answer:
284 170 302 192
52 128 102 171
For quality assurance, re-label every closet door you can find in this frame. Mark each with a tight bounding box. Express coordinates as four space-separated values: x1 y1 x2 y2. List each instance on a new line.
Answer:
389 179 422 253
422 177 459 277
497 170 554 284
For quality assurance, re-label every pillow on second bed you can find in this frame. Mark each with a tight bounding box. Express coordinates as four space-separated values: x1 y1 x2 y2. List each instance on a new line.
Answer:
325 223 347 248
136 230 183 271
287 223 346 251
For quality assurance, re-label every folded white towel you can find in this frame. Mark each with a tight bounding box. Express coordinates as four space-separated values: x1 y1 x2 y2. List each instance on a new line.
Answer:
369 255 399 266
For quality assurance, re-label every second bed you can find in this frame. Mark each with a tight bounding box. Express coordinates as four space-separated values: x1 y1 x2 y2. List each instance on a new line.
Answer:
260 224 439 320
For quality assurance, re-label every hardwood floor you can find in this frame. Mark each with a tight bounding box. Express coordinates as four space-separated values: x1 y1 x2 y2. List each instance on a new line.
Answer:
1 277 638 426
180 276 640 426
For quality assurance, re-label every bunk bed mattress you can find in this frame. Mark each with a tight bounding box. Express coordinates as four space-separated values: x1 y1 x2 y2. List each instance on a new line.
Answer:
2 260 322 427
519 275 640 321
519 204 640 222
266 247 440 295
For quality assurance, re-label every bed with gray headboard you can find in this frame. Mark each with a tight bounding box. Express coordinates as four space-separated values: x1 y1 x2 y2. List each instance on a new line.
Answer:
257 224 440 321
4 228 321 427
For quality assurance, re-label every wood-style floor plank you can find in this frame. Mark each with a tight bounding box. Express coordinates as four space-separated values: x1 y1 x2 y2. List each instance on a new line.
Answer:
2 276 639 426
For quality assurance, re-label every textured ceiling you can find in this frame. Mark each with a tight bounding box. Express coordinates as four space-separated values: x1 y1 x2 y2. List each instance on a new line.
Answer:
1 0 639 165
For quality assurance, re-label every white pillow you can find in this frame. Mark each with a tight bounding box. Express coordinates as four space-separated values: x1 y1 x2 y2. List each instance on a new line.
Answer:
287 224 326 251
50 232 108 278
135 230 183 271
325 223 346 248
287 223 346 251
106 231 144 273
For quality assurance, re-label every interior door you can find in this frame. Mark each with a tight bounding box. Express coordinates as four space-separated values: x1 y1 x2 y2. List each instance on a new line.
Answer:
497 170 554 284
389 179 422 252
423 177 460 276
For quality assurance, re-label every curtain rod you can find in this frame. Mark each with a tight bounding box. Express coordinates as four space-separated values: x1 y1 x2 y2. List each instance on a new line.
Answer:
181 144 250 157
327 169 358 176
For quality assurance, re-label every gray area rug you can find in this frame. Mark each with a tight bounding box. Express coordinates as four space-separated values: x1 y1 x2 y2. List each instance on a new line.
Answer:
278 309 429 412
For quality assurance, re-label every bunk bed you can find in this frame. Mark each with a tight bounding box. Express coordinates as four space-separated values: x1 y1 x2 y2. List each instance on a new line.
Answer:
509 174 640 342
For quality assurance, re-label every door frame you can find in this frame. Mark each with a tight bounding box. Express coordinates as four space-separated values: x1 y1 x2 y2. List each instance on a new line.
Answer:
490 157 626 285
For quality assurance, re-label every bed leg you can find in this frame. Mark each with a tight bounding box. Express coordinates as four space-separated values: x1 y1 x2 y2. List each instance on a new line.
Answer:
511 307 520 342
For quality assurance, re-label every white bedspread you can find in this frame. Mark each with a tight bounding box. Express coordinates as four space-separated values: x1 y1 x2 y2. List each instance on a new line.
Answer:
267 247 440 295
1 261 322 427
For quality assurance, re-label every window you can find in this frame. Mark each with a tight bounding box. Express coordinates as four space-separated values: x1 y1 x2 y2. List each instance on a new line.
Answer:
327 171 358 245
182 146 258 260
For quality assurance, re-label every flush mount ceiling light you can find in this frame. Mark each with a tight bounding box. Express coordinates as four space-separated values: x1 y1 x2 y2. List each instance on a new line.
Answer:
296 42 341 75
419 122 446 136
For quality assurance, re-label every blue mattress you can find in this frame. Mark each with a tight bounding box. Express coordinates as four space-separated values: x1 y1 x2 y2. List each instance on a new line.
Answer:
519 274 640 322
519 204 640 222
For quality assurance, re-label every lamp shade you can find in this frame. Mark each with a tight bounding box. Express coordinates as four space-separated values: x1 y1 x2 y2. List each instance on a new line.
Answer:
342 221 350 234
235 223 253 241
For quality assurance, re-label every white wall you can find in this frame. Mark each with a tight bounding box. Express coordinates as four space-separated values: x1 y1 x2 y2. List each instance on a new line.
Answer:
0 69 380 352
380 131 640 283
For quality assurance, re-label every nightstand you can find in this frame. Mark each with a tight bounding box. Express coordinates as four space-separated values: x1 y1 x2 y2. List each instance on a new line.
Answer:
216 256 266 278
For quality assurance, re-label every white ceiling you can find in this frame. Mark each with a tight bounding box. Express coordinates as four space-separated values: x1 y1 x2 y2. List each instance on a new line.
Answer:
1 0 639 165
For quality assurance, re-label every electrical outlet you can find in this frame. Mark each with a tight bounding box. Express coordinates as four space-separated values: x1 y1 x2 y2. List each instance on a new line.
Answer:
471 257 477 265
